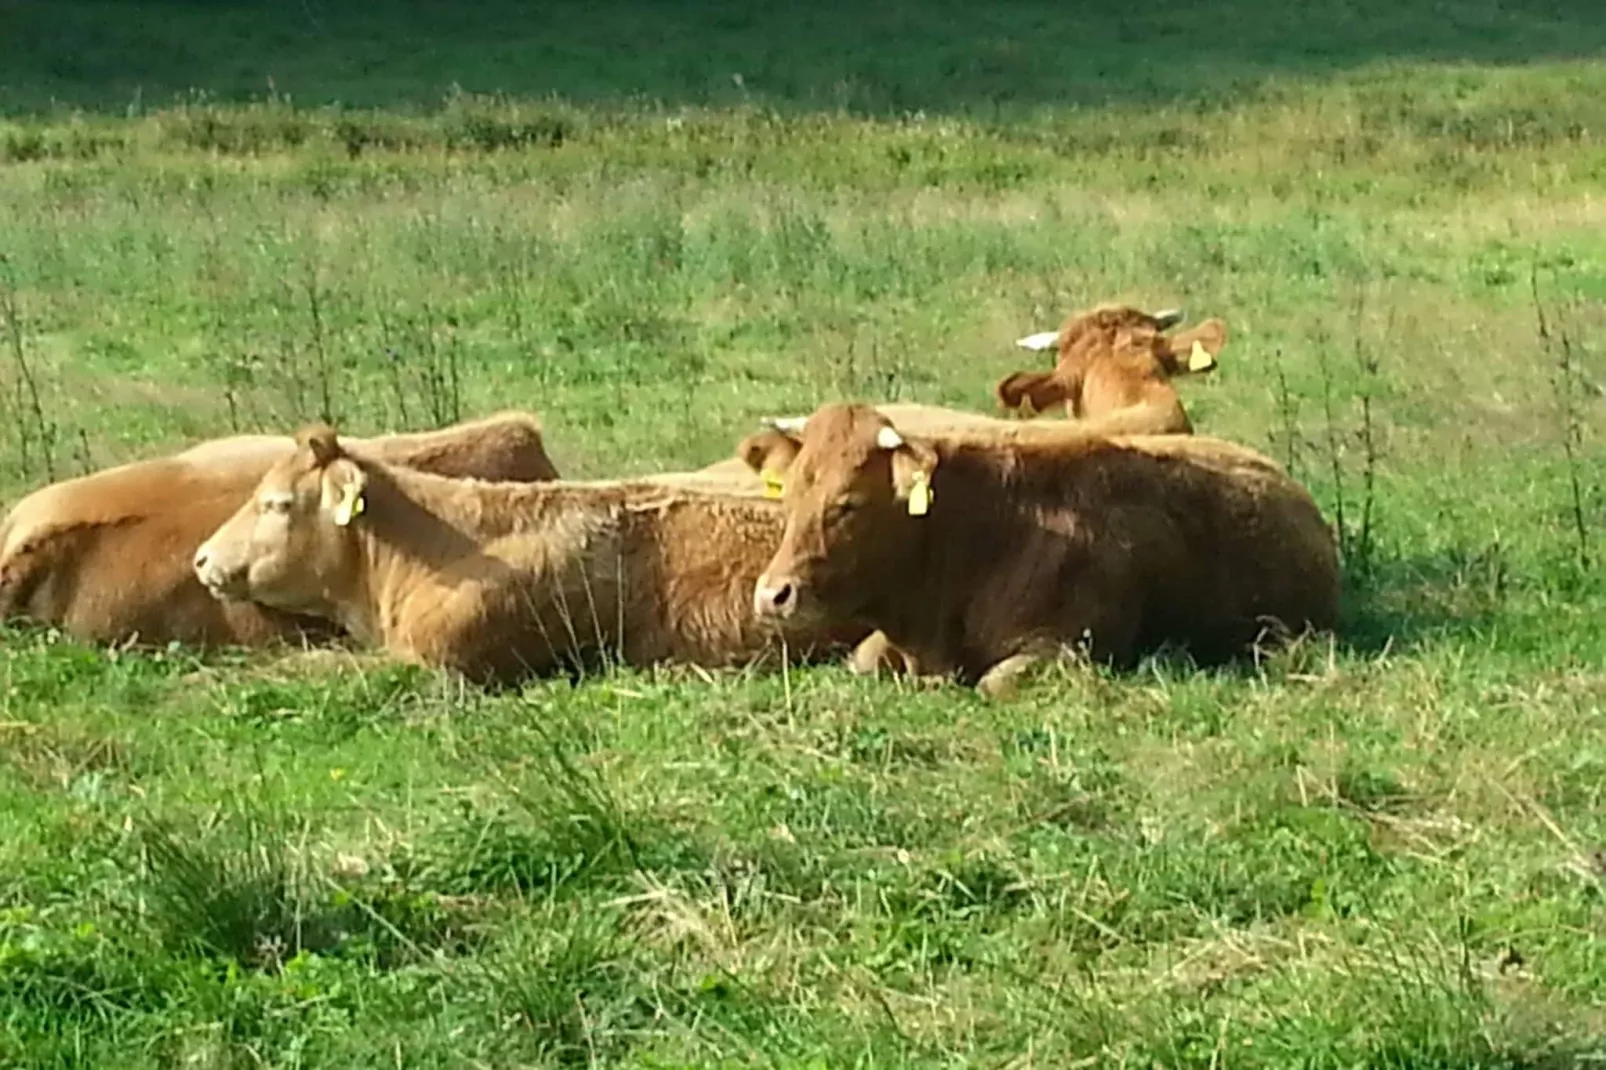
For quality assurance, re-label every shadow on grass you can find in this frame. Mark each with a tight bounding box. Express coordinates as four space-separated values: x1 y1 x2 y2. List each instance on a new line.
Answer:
1336 551 1512 656
5 0 1606 118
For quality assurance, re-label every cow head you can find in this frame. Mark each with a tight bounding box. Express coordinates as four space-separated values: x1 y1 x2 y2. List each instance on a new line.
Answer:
1148 316 1228 379
193 424 370 617
750 404 937 626
734 424 804 497
997 305 1228 416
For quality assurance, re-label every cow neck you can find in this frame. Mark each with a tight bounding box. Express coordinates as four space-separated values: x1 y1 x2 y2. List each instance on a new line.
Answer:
858 445 1022 670
369 462 565 537
335 461 558 646
867 440 1053 674
1054 360 1088 414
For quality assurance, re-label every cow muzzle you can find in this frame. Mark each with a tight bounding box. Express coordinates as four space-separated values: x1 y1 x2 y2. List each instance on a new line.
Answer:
752 575 800 622
193 545 247 601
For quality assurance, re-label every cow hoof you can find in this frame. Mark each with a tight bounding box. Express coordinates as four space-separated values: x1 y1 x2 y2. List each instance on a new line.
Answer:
847 631 894 676
848 630 923 679
976 653 1043 700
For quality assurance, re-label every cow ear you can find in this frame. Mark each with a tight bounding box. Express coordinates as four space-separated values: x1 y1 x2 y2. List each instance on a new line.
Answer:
319 458 369 527
737 428 801 476
887 438 939 516
296 423 344 467
1164 318 1227 374
996 370 1069 418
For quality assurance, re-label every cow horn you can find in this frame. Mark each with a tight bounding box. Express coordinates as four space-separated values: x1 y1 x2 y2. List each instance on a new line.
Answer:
1015 330 1061 351
1152 308 1185 329
762 416 807 434
875 426 904 451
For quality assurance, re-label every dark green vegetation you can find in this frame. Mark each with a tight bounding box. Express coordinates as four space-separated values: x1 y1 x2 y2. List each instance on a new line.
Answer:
6 0 1606 116
2 2 1605 1066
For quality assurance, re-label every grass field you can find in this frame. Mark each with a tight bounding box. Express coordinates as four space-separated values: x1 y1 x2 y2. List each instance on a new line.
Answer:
3 2 1606 1066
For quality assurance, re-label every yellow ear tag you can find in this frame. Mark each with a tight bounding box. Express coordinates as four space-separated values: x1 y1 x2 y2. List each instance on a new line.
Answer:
760 469 784 500
907 472 932 517
333 484 365 527
1188 339 1217 372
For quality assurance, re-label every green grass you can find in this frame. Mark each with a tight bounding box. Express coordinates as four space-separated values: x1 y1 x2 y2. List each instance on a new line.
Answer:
3 2 1606 1066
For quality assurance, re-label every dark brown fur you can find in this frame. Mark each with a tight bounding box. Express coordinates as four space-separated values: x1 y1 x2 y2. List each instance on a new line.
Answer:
996 305 1228 434
752 403 1339 694
0 412 561 648
193 426 860 685
736 402 1187 678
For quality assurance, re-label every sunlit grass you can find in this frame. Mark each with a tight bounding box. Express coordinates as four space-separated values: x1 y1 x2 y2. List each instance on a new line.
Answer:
1 1 1604 1065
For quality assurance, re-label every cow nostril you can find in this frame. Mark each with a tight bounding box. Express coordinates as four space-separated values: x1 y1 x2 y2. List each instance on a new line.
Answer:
194 550 210 574
754 579 799 619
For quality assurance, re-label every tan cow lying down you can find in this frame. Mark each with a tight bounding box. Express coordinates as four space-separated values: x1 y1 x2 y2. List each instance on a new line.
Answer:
192 425 864 685
750 403 1339 697
0 412 561 649
997 304 1228 435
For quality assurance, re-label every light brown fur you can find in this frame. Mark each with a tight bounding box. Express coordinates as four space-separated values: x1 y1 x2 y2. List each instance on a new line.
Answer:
996 304 1228 434
674 403 1022 496
0 412 561 648
193 426 861 685
751 403 1339 695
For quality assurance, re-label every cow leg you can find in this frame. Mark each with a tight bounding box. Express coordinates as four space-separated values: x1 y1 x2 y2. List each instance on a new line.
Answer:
846 630 893 674
846 630 919 676
975 651 1045 700
973 628 1120 699
846 631 957 692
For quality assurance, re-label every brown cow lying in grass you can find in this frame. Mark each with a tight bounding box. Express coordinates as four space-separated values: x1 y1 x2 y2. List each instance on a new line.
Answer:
689 403 1037 674
998 304 1228 435
733 395 1214 677
750 402 1339 698
191 425 863 685
0 412 561 649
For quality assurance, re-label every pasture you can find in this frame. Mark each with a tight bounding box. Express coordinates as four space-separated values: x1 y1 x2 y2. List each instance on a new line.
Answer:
2 1 1606 1065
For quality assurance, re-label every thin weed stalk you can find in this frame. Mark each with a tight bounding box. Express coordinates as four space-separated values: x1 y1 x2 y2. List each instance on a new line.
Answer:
1314 326 1348 562
303 260 336 426
220 352 260 433
274 274 309 421
376 304 412 429
1269 344 1303 480
73 428 92 477
0 254 58 483
417 306 464 428
1531 265 1592 570
1349 297 1382 578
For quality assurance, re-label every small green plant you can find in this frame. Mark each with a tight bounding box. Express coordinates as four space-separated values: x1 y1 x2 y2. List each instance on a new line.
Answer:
478 907 650 1067
0 254 59 483
134 805 318 967
376 305 463 429
1532 265 1594 572
1269 343 1305 480
0 4 1604 1064
1310 299 1384 581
